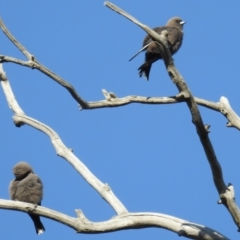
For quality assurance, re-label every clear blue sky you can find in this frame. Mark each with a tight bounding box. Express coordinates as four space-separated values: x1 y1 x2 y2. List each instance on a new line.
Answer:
1 1 240 239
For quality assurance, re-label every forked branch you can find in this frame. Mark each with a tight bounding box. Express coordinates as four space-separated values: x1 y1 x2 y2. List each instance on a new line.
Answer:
0 199 229 239
0 18 87 107
0 64 127 216
1 17 240 130
0 62 229 239
104 0 240 232
0 2 238 238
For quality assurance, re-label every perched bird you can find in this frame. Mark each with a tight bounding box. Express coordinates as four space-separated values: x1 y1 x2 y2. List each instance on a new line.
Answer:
9 162 45 235
130 17 185 80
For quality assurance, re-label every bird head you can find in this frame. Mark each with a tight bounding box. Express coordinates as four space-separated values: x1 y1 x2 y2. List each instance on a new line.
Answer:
13 161 33 179
167 17 186 30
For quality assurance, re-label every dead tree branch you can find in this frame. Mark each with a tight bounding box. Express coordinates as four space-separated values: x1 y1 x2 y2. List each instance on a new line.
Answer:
104 0 240 232
0 64 127 215
0 2 238 238
1 18 240 131
0 18 87 107
0 199 229 239
0 41 230 240
0 63 229 239
82 89 240 130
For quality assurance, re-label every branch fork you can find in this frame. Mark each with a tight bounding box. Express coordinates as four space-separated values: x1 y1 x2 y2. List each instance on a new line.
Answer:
0 1 239 238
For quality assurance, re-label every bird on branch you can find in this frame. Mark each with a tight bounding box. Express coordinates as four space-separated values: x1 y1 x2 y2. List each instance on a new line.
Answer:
130 17 186 80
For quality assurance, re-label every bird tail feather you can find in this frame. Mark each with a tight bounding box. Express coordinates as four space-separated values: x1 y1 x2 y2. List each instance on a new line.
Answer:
29 214 45 235
138 63 152 80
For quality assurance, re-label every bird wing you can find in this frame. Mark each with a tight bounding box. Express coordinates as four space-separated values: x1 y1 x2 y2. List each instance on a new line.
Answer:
143 27 183 54
165 27 183 54
142 26 169 47
129 43 151 61
9 180 19 200
129 26 169 61
16 174 43 204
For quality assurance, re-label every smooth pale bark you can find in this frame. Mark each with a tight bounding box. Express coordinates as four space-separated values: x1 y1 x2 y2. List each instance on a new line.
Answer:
0 1 238 239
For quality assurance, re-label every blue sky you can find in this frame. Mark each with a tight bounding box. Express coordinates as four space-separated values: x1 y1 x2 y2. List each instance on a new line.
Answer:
1 0 240 239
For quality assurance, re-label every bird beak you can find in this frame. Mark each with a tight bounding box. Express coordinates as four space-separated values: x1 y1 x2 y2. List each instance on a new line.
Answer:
180 21 186 25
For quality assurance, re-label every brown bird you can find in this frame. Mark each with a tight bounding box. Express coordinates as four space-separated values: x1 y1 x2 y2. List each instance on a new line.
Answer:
130 17 185 80
9 162 45 235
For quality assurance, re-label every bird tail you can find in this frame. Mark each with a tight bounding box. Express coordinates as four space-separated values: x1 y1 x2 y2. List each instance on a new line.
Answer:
138 62 152 80
29 214 45 235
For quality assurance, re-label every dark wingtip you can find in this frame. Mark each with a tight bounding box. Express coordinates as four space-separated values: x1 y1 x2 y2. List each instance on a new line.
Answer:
129 44 150 62
129 56 135 62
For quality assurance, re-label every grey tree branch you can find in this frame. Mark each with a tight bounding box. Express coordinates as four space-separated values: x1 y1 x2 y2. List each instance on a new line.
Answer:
0 18 87 108
104 0 240 232
0 2 238 238
0 64 229 239
0 64 127 216
83 89 240 130
1 19 240 131
0 18 32 60
0 199 229 239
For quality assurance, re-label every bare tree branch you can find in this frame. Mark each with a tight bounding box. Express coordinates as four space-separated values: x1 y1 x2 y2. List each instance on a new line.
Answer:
1 18 240 132
0 2 239 237
0 64 127 215
0 18 87 108
104 1 240 231
81 89 240 130
0 199 229 239
0 30 230 240
219 97 240 129
0 18 32 60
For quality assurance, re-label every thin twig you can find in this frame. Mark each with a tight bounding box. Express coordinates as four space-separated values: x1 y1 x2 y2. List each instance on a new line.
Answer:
0 18 32 60
0 18 88 108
